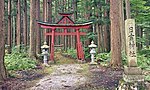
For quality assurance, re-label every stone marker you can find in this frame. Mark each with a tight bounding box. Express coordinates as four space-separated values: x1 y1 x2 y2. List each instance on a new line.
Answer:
124 19 144 82
125 19 137 67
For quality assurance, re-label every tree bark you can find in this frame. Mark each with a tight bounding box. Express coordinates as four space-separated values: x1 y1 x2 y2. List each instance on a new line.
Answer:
16 0 21 50
85 0 92 47
110 0 122 68
43 0 48 42
137 27 143 50
36 0 41 55
71 0 77 49
29 0 36 59
47 0 52 51
48 0 52 23
12 0 17 47
97 23 101 53
125 0 131 19
145 29 150 49
7 0 12 54
119 0 126 52
23 0 28 48
0 0 7 83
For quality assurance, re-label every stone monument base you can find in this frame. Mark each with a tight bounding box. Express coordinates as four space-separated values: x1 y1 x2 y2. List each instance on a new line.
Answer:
123 74 144 83
123 66 144 82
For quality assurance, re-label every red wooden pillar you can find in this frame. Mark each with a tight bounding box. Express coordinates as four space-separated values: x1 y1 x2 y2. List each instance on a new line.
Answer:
50 28 55 61
76 29 84 60
64 28 67 50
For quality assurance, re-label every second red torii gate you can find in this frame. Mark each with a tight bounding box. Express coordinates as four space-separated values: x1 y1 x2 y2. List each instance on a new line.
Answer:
37 13 92 61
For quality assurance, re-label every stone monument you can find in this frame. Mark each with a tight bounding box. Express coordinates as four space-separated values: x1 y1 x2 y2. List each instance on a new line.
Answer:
123 19 144 83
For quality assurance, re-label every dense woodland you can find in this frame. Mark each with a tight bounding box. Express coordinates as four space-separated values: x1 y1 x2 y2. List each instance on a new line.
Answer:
0 0 150 86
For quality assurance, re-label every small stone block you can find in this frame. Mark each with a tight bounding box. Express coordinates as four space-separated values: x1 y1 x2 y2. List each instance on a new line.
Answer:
124 66 142 75
128 59 137 67
89 62 97 65
123 74 144 83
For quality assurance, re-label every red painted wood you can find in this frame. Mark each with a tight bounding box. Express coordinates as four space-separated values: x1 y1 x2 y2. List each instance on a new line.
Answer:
76 29 85 60
37 13 91 61
50 29 55 61
45 32 86 36
40 24 90 29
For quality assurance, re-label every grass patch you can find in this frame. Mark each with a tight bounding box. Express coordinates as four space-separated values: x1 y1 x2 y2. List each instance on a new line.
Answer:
54 52 78 65
77 64 90 76
42 66 55 74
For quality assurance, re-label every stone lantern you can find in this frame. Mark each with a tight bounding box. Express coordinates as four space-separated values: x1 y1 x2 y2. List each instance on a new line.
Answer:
88 41 97 64
41 42 50 66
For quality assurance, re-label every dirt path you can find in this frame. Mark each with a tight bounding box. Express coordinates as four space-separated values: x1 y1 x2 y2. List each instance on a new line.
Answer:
1 52 123 90
29 64 88 90
27 52 123 90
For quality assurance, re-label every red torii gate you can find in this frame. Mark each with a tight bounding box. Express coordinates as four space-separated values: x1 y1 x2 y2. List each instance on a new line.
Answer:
37 13 92 61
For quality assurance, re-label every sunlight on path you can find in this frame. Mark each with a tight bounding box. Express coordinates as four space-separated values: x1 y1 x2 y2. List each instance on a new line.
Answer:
29 64 88 90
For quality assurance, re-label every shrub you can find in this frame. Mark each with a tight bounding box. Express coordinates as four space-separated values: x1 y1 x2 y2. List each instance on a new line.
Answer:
65 48 77 59
5 50 37 71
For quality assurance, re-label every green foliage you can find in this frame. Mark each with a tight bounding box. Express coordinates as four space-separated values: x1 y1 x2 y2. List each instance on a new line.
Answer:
121 51 128 65
137 55 150 69
136 36 149 45
65 48 77 59
96 53 110 66
145 75 150 81
96 53 110 61
84 47 90 59
5 47 37 71
131 0 150 29
87 32 97 40
131 0 150 47
138 49 150 57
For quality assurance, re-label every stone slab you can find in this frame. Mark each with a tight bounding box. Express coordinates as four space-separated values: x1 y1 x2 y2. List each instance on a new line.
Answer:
89 62 97 65
124 66 142 75
123 74 144 83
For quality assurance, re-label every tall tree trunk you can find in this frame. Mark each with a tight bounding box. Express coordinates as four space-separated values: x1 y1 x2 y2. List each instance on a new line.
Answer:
72 0 77 20
16 0 21 51
97 24 101 53
71 0 77 49
0 0 7 83
48 0 52 51
85 0 92 47
125 0 131 19
36 0 41 55
48 0 52 23
12 0 16 47
119 0 126 52
13 16 16 47
110 0 122 68
7 0 12 54
43 0 48 42
106 0 111 52
137 27 143 50
23 0 27 48
29 0 36 59
145 29 150 48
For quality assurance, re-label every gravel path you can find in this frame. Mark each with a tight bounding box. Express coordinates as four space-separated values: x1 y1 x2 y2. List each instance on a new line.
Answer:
29 64 88 90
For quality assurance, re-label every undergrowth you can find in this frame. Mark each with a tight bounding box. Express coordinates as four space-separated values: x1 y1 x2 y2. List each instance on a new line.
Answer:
63 48 77 59
5 47 37 71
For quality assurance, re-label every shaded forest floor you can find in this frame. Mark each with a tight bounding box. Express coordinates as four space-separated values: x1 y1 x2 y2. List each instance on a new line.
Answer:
0 52 125 90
